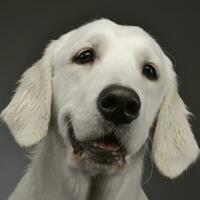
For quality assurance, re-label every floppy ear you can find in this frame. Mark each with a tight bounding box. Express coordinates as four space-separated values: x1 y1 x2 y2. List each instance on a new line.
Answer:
0 43 54 147
152 73 199 178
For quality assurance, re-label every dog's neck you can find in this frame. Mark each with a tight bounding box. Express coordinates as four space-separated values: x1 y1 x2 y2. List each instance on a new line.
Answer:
10 128 146 200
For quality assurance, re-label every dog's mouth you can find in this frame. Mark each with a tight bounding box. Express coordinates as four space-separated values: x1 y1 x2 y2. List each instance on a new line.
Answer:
67 118 127 167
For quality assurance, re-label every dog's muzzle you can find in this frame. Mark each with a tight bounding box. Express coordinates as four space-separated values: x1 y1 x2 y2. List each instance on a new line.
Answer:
66 85 140 169
67 117 127 167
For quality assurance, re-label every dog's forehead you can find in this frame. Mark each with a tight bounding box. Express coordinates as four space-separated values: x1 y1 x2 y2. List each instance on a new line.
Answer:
58 19 160 51
74 19 150 39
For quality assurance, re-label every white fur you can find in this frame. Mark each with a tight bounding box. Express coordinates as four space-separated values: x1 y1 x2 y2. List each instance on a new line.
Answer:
152 66 199 178
1 19 199 200
1 43 54 146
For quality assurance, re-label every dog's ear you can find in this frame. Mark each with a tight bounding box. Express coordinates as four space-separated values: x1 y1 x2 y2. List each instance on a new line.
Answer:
152 68 199 178
0 42 55 147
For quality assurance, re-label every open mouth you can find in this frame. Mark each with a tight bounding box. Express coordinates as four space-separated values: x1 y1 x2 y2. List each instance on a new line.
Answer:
67 117 127 166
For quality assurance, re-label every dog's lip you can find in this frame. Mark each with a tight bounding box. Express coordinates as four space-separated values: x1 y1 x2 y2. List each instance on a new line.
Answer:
67 116 126 155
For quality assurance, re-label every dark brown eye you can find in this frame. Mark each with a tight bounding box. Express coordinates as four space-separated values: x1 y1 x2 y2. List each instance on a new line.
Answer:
142 64 158 80
73 49 95 64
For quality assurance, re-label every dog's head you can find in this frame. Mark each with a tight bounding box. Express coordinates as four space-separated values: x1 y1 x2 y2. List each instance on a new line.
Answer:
1 19 199 178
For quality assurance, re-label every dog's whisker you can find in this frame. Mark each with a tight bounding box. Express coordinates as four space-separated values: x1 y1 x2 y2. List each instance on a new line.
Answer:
141 142 154 186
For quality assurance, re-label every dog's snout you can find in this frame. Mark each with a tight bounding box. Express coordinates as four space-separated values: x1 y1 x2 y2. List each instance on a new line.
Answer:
97 84 141 124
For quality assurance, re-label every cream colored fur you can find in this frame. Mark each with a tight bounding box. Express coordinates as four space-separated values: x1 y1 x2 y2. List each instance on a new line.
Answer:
1 19 199 200
1 45 53 146
152 72 199 178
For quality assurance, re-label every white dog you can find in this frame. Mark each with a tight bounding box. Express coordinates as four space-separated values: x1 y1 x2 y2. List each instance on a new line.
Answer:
1 19 199 200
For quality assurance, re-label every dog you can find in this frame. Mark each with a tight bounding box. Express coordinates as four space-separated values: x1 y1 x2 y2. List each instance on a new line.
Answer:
1 19 199 200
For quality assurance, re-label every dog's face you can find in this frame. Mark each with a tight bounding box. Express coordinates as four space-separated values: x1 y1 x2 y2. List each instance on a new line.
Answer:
1 19 199 178
52 20 169 174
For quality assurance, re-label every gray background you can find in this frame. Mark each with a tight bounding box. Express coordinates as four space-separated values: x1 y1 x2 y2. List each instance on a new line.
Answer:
0 0 200 199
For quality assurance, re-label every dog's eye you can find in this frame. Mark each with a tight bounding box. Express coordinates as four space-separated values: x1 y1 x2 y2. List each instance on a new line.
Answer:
142 64 158 80
73 49 95 64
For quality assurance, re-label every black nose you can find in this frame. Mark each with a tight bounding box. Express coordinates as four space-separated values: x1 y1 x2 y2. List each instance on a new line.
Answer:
97 84 141 125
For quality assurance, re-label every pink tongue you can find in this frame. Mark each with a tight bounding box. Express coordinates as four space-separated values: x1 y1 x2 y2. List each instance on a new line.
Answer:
94 141 120 152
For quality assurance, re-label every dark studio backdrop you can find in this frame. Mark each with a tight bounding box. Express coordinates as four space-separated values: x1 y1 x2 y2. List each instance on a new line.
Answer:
0 0 200 199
